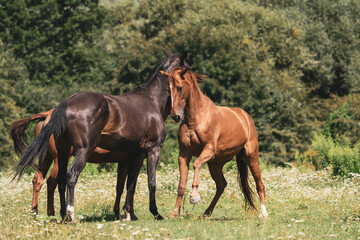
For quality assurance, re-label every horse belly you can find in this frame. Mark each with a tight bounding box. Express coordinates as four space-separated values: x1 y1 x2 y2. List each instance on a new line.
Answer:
212 133 245 161
97 134 140 153
87 148 129 163
212 145 243 163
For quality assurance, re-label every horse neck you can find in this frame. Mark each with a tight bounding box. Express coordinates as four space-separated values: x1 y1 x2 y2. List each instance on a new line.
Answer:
145 75 168 116
184 80 213 128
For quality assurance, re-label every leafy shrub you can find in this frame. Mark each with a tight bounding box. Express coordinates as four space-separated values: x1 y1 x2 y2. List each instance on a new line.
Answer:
308 133 334 170
304 133 360 176
328 145 360 177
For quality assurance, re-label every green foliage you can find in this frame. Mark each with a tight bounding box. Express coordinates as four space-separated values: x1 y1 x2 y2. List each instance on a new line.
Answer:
0 0 108 85
0 40 27 168
307 133 334 170
252 0 360 97
321 94 360 144
159 120 180 168
305 133 360 177
329 144 360 177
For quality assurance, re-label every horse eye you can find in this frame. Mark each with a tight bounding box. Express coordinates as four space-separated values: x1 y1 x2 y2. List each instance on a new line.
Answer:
177 86 183 91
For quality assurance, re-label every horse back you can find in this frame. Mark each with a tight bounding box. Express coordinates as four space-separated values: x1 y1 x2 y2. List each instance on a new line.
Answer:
218 106 257 141
211 106 257 158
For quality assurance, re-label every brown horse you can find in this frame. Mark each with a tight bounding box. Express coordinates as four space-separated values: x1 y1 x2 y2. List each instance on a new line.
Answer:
14 53 189 222
10 109 135 220
160 67 268 218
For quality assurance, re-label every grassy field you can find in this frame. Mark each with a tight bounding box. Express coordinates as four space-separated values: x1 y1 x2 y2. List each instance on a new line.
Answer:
0 165 359 239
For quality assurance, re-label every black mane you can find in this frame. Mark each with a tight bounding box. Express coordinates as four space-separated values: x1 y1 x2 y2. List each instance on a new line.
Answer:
140 54 179 88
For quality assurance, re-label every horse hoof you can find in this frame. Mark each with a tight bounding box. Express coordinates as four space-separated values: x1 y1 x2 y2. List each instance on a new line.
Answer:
47 211 55 217
169 212 179 218
114 211 120 220
190 194 201 204
130 214 139 221
61 215 72 224
122 211 131 221
31 206 38 215
66 205 75 222
69 218 79 224
201 212 211 218
154 214 164 220
259 204 268 218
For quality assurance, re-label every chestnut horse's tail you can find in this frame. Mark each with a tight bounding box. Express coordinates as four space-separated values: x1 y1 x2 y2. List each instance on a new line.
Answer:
10 110 52 156
13 102 67 181
236 152 256 211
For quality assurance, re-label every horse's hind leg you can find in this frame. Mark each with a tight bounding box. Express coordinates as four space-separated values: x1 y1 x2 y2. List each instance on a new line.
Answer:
203 162 227 217
123 153 144 221
114 163 127 220
46 157 59 216
46 135 62 216
56 139 71 221
32 152 53 215
241 144 268 218
66 147 95 222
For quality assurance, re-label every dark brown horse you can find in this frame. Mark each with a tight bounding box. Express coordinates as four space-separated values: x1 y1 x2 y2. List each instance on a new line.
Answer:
160 67 268 218
10 109 137 220
14 52 189 222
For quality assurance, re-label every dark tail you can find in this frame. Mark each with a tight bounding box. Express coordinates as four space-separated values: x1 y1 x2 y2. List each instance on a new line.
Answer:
13 102 68 181
236 153 256 211
10 110 53 156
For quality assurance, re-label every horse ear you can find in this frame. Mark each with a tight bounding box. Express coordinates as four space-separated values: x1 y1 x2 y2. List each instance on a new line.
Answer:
179 66 189 80
180 52 188 62
159 70 170 78
162 49 171 57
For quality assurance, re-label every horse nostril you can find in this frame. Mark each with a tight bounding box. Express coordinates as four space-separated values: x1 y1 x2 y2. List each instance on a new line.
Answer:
172 115 181 122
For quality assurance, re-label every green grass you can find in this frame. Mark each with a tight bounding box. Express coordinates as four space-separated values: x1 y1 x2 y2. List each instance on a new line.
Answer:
1 165 359 239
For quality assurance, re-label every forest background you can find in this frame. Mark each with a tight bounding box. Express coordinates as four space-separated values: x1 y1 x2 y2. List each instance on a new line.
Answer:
0 0 359 174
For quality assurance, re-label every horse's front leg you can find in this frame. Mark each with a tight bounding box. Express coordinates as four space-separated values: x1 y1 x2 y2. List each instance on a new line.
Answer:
147 146 163 220
170 152 191 218
190 144 215 204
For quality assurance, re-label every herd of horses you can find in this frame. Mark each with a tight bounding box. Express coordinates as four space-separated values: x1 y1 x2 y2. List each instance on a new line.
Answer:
11 51 268 222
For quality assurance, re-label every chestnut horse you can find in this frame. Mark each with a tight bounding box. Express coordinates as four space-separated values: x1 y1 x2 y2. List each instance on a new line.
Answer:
160 67 268 218
10 109 137 220
14 52 189 222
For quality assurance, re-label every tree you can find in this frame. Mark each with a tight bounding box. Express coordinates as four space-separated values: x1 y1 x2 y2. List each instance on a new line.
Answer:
0 40 27 168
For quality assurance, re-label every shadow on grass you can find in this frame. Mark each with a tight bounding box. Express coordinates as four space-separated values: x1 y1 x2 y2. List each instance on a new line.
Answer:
177 213 239 222
208 217 238 221
80 213 116 223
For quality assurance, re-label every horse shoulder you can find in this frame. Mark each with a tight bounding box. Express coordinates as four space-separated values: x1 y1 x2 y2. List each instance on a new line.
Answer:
178 123 191 148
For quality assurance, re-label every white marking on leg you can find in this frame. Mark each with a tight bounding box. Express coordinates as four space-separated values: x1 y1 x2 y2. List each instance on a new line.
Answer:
66 205 75 221
259 204 268 218
123 211 131 221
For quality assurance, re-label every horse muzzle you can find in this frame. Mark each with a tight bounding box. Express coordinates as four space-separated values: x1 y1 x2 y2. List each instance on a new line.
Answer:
171 114 181 122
